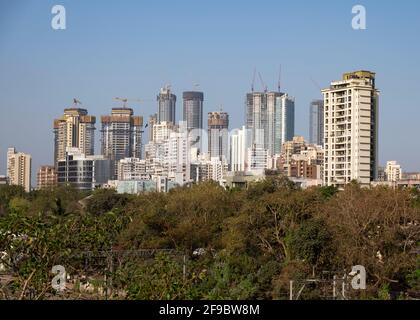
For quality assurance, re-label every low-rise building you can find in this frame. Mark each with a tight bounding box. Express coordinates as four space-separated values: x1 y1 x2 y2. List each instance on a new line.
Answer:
0 175 8 185
224 171 265 190
403 172 420 180
37 165 58 189
247 143 269 175
371 179 420 190
57 148 114 190
278 136 324 181
191 156 228 183
117 158 150 181
109 176 179 194
385 161 402 182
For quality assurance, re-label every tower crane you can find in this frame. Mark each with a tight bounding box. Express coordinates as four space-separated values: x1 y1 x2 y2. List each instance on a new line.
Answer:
72 98 82 107
114 97 152 108
251 68 256 92
258 72 268 92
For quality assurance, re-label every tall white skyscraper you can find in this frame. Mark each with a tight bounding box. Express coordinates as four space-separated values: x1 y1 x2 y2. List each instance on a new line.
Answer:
166 121 191 185
322 71 379 188
279 93 295 151
230 126 247 172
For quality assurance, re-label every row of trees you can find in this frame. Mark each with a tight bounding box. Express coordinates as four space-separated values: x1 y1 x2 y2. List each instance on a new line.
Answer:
0 178 419 300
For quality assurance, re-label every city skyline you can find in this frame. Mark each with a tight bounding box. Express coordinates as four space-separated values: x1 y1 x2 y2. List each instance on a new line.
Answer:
1 0 420 177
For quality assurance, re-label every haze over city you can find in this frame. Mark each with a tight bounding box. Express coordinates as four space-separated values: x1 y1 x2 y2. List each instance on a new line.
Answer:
1 0 420 179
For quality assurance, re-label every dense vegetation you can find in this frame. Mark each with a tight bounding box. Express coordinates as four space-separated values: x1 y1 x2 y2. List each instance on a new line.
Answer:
0 178 419 300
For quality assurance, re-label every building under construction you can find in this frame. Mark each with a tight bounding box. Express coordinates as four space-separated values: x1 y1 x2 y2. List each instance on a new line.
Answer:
208 111 229 161
100 108 144 172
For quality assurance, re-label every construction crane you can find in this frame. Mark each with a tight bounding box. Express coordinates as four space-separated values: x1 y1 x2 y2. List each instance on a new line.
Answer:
251 69 268 92
251 68 257 92
72 98 82 107
277 65 282 93
309 76 322 91
258 72 268 92
114 97 152 108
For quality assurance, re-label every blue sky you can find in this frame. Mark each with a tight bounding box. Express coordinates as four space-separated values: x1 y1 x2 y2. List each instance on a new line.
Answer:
1 0 420 179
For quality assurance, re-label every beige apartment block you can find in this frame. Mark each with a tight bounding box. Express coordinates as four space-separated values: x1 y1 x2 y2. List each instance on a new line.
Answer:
37 165 58 189
54 108 96 166
322 71 379 188
7 147 32 192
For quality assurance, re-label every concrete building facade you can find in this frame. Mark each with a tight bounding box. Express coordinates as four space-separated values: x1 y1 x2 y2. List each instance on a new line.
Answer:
385 160 402 182
37 165 58 190
101 107 143 162
230 126 247 172
246 91 295 156
208 111 229 161
7 147 32 192
322 71 379 188
54 108 96 166
309 99 324 146
57 148 114 190
157 86 176 124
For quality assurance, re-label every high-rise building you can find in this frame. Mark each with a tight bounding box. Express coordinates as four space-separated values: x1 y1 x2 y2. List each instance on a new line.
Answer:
385 161 402 182
208 111 229 161
148 113 157 142
101 107 144 163
322 70 379 188
183 91 204 131
309 100 324 146
37 165 58 190
7 147 32 192
279 94 295 150
54 107 96 166
183 91 204 152
157 86 176 124
230 126 247 172
246 91 295 155
166 121 191 185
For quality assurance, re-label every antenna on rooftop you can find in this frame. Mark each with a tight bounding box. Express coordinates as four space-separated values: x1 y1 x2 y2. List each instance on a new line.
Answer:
278 65 282 93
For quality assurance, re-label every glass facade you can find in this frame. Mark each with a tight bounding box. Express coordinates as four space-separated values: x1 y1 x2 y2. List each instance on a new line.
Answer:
309 100 324 146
